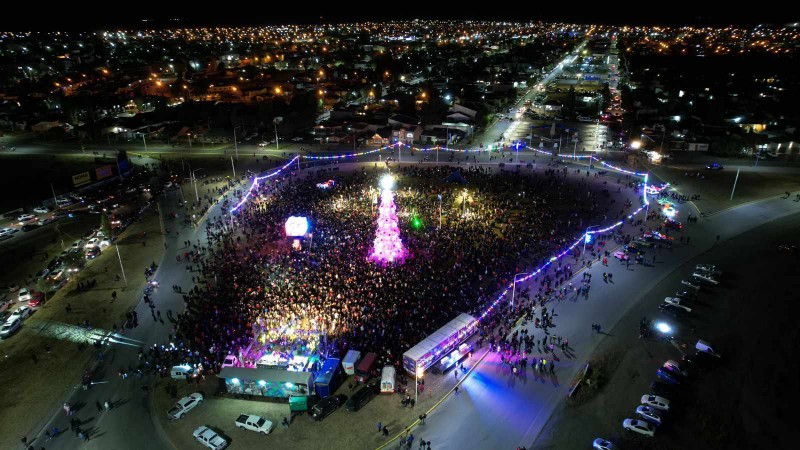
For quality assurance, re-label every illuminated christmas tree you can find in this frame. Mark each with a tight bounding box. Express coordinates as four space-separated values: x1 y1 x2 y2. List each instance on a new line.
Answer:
369 174 407 265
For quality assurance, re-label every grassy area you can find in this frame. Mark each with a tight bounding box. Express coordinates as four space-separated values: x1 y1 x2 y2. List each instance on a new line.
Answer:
567 352 620 406
0 212 165 449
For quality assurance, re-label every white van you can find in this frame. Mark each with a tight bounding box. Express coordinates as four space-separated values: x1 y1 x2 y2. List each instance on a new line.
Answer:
171 365 196 380
380 366 396 394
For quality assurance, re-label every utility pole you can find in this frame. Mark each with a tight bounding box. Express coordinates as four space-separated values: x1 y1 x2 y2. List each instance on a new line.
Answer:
50 183 58 209
233 127 239 161
142 134 147 152
231 156 236 179
274 121 280 151
115 244 128 287
192 169 201 202
730 168 740 201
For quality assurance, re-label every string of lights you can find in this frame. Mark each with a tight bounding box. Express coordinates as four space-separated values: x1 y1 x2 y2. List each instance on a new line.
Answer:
227 144 655 329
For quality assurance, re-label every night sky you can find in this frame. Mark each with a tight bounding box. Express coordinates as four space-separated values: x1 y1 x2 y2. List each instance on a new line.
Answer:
1 2 795 31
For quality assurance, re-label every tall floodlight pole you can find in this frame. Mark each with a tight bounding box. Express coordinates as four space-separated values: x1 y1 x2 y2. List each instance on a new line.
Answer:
115 244 128 286
730 168 741 201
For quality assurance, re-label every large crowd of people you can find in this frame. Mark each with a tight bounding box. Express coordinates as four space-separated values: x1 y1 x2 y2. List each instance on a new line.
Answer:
171 162 642 376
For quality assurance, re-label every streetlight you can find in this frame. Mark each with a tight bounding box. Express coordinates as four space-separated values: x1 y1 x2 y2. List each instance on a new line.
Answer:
415 365 424 405
115 244 127 287
511 272 528 309
191 167 204 203
232 125 243 161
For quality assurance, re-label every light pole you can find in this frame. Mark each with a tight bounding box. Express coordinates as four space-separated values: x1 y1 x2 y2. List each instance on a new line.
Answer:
415 365 423 405
115 244 127 287
232 126 242 161
274 121 280 151
438 193 442 228
142 134 147 152
50 183 59 209
192 168 204 203
730 168 740 201
511 272 528 309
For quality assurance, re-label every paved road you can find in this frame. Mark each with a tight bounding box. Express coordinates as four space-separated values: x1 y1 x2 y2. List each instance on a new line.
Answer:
406 183 800 450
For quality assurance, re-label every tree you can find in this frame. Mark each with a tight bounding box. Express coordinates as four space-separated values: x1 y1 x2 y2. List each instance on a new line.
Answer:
101 213 112 238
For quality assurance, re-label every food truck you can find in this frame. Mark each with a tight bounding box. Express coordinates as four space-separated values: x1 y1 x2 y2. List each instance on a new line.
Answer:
342 350 361 376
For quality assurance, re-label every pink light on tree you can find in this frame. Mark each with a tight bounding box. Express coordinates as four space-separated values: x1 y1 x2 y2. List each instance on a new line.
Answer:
369 174 407 265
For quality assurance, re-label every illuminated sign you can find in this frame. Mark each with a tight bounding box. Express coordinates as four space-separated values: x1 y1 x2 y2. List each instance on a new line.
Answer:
285 216 309 237
72 172 91 187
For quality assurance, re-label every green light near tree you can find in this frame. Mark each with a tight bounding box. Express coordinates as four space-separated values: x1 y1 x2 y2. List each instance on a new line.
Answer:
411 216 423 230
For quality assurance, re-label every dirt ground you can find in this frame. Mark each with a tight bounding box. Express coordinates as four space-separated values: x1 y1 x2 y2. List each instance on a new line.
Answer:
647 164 800 215
534 212 800 449
0 212 165 449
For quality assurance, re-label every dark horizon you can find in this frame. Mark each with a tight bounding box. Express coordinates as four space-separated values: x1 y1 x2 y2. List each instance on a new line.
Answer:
2 4 797 31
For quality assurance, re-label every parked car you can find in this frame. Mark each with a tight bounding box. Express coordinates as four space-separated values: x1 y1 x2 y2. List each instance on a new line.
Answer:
0 298 11 313
33 207 50 214
592 438 617 450
193 426 228 450
650 381 676 398
613 250 629 260
0 317 22 338
84 238 100 249
635 405 663 426
622 418 656 437
641 394 670 411
663 360 688 377
663 297 692 312
345 382 378 411
656 368 682 385
234 414 273 434
696 264 716 273
657 303 689 319
28 295 43 309
17 214 37 224
311 395 343 421
21 223 39 232
85 247 101 259
18 288 31 302
167 393 204 420
682 351 718 369
696 339 722 358
705 162 724 170
674 290 697 300
8 305 31 321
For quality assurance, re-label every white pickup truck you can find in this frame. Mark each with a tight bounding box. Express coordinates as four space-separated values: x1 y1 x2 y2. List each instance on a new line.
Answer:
235 414 273 435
